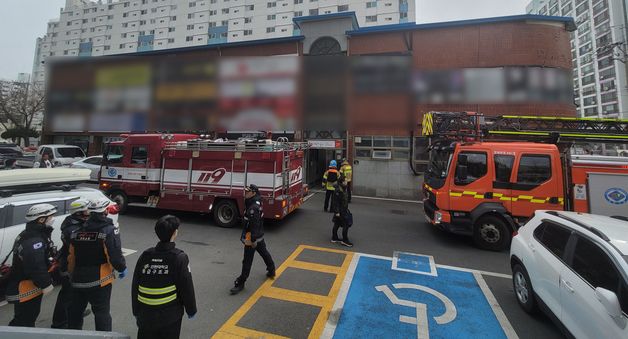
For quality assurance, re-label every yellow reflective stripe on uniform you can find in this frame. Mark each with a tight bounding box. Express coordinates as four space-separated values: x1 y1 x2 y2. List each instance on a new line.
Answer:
137 293 177 306
138 285 176 295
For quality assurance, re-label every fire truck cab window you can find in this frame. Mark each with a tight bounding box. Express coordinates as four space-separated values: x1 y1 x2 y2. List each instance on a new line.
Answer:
454 152 487 185
517 154 551 184
106 145 124 164
494 154 514 182
131 146 148 165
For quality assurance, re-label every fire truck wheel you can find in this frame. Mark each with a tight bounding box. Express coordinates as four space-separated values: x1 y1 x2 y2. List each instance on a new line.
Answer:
213 199 239 228
109 191 128 214
473 215 510 251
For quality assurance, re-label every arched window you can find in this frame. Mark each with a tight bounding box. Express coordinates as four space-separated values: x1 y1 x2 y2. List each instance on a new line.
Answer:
309 37 342 55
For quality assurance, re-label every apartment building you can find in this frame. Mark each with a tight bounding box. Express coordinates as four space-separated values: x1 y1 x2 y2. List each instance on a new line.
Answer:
527 0 628 118
31 0 414 83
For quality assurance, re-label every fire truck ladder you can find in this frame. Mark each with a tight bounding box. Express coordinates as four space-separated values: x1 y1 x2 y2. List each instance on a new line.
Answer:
421 112 628 142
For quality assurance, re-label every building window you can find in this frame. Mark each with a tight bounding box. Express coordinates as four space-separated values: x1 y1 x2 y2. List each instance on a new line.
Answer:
186 36 193 41
366 1 376 8
167 38 175 43
188 13 194 19
267 2 276 7
294 0 303 3
189 1 196 7
244 17 252 23
210 10 217 15
119 44 125 48
222 8 229 13
244 29 252 36
309 8 318 15
187 24 195 30
168 27 175 32
104 45 110 50
366 15 377 22
266 27 275 33
337 5 348 11
267 14 276 20
294 10 303 16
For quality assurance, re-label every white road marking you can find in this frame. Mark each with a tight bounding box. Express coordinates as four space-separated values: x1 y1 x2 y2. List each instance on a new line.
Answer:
122 248 137 257
352 195 423 204
474 271 519 339
321 253 360 339
392 251 438 277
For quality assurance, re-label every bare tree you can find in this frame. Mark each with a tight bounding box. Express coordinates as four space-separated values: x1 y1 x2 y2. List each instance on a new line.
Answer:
0 81 45 146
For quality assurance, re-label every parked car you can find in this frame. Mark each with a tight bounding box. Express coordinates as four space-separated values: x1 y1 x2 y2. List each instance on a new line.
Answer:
0 169 119 299
510 210 628 339
70 155 103 181
0 145 23 170
15 144 86 168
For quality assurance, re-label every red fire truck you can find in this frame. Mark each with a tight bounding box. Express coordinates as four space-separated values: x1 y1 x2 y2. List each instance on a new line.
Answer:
421 112 628 251
98 133 308 227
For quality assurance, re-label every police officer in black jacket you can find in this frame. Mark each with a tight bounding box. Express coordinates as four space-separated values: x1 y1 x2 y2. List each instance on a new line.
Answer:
51 199 90 329
132 215 197 339
230 184 275 295
67 197 127 332
6 204 57 327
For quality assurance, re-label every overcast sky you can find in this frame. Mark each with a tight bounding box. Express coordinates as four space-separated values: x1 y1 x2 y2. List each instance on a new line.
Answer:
0 0 530 81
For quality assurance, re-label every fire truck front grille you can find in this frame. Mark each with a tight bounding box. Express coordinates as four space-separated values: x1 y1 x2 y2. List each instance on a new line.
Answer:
424 199 437 221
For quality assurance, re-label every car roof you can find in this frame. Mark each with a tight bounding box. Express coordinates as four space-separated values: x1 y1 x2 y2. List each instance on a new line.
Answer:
0 187 104 206
546 211 628 256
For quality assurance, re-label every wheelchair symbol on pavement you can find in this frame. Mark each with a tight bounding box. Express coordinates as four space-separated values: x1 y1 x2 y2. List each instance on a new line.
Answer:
375 283 457 339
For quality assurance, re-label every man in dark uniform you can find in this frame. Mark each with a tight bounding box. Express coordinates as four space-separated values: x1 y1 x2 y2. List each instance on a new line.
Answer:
132 215 197 339
230 184 276 295
331 175 353 247
51 199 90 329
6 204 57 327
67 197 127 332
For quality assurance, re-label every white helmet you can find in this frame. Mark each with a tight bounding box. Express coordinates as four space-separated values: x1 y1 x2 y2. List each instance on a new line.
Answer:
25 203 57 222
88 197 112 213
69 199 90 214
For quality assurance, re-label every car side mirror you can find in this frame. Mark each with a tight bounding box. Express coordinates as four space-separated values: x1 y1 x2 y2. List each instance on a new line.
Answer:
595 287 627 328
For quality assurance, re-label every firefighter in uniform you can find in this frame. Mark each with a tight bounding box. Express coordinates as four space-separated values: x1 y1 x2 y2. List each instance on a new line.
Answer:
67 197 127 332
132 215 197 339
322 160 339 212
51 199 91 329
230 184 276 295
6 204 57 327
339 158 353 203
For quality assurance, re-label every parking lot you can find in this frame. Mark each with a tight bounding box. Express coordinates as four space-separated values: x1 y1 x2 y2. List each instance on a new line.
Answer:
0 190 563 338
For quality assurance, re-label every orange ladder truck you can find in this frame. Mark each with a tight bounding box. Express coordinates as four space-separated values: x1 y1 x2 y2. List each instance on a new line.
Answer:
421 112 628 250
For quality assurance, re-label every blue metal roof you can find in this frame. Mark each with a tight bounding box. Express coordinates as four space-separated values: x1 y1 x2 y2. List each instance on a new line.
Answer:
347 14 577 36
115 35 305 57
293 11 359 30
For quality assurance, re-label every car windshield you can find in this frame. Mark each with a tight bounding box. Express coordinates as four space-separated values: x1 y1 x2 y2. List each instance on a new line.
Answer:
55 147 85 158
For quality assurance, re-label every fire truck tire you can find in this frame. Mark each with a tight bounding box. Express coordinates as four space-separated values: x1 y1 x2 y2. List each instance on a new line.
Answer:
473 215 510 251
109 191 128 214
213 199 239 228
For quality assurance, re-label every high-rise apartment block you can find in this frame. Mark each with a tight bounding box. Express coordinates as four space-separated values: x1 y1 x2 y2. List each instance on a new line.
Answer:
31 0 414 83
527 0 628 118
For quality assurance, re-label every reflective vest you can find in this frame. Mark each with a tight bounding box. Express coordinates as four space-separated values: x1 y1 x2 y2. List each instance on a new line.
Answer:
136 248 180 308
340 164 352 182
68 230 114 288
323 169 339 191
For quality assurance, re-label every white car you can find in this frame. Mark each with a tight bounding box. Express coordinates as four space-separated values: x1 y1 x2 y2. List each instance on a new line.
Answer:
70 156 103 182
0 168 119 267
510 211 628 339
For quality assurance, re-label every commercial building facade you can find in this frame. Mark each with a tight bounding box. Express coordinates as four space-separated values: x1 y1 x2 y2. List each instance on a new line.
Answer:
42 14 576 199
527 0 628 119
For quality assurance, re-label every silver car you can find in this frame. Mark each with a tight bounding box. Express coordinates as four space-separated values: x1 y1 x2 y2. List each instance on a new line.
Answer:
70 155 103 182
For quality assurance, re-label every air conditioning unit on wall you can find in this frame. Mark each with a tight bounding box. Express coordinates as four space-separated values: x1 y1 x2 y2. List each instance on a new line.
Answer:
372 150 392 160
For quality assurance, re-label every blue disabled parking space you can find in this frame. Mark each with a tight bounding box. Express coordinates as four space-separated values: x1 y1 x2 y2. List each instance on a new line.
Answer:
332 256 507 339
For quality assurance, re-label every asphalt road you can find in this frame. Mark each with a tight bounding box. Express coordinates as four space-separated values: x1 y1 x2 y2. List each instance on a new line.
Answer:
0 191 563 338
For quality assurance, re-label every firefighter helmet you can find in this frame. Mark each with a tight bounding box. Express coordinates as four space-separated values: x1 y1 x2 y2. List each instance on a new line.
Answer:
69 199 90 214
330 160 337 168
88 197 112 213
25 203 57 221
245 184 260 193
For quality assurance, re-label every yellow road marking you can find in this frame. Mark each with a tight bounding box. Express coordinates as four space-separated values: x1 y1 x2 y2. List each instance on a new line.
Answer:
212 245 354 339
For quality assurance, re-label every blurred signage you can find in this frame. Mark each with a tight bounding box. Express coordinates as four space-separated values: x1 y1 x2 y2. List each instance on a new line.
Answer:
307 140 342 149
